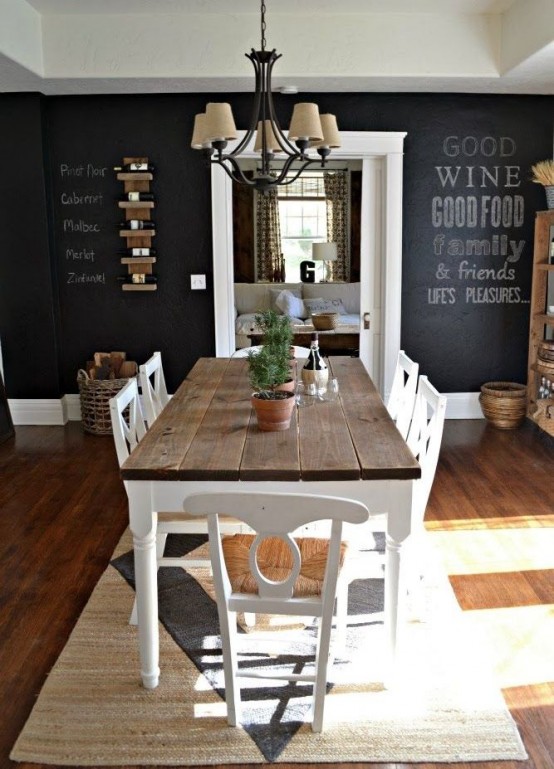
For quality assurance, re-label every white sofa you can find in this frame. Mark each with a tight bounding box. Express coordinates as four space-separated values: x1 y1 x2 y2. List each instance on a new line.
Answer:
234 282 361 348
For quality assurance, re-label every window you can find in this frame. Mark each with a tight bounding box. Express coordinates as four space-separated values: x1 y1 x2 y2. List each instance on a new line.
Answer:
278 174 327 282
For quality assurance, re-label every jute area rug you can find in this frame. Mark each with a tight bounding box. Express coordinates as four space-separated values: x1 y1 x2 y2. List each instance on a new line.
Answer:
11 529 527 766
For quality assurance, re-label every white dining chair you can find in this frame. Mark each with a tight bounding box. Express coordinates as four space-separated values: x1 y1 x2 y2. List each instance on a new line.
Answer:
183 490 369 732
335 374 447 640
110 379 242 625
139 351 169 428
232 345 311 359
231 345 262 358
386 349 419 440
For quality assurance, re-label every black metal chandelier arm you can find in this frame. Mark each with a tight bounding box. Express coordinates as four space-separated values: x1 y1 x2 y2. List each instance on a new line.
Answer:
268 156 326 188
214 155 261 187
224 50 264 159
265 55 299 158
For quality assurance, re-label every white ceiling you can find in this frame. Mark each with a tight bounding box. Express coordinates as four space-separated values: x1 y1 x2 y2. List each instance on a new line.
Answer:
1 0 553 95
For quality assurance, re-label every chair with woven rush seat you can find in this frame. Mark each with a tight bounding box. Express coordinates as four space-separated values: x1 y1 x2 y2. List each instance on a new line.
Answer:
183 491 369 733
386 349 419 440
335 374 447 641
139 351 169 428
110 379 243 625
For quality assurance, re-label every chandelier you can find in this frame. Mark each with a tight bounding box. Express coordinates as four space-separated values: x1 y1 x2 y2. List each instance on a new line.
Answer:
190 0 341 192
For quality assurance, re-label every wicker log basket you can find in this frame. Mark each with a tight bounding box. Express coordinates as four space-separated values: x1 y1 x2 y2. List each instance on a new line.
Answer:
479 381 527 429
311 312 339 331
77 370 133 435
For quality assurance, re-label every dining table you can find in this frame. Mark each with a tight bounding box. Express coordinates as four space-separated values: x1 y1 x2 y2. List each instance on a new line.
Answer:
121 356 421 690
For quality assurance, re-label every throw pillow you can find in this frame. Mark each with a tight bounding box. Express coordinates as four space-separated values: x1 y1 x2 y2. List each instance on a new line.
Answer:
304 297 348 315
275 289 308 320
268 287 302 314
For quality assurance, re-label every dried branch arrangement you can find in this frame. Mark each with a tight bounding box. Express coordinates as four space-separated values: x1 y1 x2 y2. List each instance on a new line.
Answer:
531 159 554 186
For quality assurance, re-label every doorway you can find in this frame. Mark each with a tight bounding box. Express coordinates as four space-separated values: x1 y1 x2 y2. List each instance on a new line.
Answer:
210 131 406 399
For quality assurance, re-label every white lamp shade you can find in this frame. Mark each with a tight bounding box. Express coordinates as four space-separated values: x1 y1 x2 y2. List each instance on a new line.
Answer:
288 103 323 142
312 242 338 261
204 103 238 141
254 120 282 153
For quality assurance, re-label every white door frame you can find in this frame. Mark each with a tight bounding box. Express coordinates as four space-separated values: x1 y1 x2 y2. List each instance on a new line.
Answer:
210 131 406 399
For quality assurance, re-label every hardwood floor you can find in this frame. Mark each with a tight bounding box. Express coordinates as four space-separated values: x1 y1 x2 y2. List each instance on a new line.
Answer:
0 419 552 769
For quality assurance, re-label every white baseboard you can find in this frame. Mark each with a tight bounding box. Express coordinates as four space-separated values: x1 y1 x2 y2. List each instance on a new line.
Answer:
8 399 68 426
8 392 484 425
444 392 483 419
63 394 82 421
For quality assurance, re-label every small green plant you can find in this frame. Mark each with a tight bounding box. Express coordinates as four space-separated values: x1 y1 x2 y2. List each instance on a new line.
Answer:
248 310 293 399
255 309 294 353
247 345 291 398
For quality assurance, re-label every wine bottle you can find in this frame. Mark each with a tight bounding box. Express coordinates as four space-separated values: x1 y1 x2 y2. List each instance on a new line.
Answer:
117 274 157 284
117 247 157 257
114 163 154 172
301 333 328 390
119 220 155 230
118 192 155 202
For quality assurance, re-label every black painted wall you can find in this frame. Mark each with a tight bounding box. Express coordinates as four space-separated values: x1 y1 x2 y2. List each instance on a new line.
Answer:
0 91 552 397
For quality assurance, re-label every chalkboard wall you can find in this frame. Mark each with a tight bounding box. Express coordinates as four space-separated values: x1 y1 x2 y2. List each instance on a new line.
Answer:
0 91 552 397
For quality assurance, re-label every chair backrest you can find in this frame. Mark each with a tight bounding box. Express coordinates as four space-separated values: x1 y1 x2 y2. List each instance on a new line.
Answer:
406 375 447 523
386 349 419 440
231 345 262 358
233 345 310 359
183 491 369 605
291 345 311 357
109 378 147 468
139 351 169 428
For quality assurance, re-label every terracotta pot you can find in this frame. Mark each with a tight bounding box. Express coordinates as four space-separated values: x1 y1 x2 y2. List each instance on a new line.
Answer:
251 391 295 431
275 378 295 393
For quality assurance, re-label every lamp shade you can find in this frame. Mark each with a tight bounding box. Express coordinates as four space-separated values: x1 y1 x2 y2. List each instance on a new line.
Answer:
288 103 323 142
191 113 209 149
204 103 238 141
312 242 338 262
311 114 341 149
254 120 282 153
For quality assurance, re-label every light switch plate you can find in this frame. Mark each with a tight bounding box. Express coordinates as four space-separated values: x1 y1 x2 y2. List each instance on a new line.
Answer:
190 274 206 290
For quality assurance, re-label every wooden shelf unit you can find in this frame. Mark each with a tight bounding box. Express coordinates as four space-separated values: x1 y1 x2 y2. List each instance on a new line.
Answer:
526 209 554 436
117 156 157 292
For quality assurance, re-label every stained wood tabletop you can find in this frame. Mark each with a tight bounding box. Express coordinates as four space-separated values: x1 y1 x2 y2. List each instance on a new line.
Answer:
121 357 421 482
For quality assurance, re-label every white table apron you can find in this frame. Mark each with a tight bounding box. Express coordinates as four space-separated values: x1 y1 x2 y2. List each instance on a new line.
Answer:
127 477 414 690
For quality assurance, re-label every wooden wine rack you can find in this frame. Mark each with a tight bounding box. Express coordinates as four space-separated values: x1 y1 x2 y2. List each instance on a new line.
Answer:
117 155 157 292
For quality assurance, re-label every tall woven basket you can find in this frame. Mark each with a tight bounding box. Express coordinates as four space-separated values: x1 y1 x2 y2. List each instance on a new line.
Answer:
77 369 131 435
479 381 527 429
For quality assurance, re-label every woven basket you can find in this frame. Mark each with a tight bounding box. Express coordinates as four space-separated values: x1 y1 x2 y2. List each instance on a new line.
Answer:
312 312 339 330
77 369 131 435
479 381 527 429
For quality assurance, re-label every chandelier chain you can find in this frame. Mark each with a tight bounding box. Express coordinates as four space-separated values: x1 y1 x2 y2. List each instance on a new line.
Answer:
260 0 266 51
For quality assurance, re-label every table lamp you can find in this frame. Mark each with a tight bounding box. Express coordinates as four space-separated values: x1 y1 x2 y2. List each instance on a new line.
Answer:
312 242 338 282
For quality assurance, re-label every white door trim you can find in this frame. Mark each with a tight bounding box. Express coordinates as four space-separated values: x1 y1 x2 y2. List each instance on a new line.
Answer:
210 130 406 398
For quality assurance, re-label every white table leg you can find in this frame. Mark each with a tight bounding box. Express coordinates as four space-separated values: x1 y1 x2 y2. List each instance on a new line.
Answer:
128 483 160 689
384 480 413 686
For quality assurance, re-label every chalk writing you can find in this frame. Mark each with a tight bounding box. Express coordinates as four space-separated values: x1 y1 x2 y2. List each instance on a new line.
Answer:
65 247 96 262
61 191 104 205
426 134 527 305
60 163 108 178
57 161 108 288
67 272 106 284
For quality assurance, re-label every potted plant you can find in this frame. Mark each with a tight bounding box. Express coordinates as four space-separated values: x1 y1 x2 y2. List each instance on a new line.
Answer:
531 159 554 209
248 311 296 431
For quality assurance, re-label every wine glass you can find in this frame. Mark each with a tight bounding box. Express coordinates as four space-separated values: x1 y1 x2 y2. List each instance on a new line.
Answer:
320 378 339 402
296 382 317 407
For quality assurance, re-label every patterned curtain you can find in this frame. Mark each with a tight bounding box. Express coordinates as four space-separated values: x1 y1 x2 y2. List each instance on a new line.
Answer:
324 171 349 282
256 188 282 282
